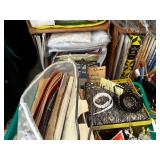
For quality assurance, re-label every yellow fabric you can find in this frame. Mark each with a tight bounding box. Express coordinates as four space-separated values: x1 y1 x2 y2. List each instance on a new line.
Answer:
92 119 152 130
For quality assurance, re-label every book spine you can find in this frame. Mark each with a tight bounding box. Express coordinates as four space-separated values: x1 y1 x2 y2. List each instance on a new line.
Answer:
147 49 156 71
121 34 144 78
145 36 156 62
148 54 156 71
144 35 155 61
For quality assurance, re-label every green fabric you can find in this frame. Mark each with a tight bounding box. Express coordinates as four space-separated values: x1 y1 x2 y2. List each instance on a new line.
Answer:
55 20 102 25
133 82 154 119
150 130 156 140
4 107 18 140
133 82 156 139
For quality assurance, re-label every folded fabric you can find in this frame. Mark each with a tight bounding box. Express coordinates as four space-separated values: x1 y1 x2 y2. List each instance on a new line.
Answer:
30 20 55 27
54 76 74 140
78 99 94 140
61 78 77 140
31 71 59 117
45 73 69 139
55 20 101 25
38 87 59 138
48 32 91 43
34 72 63 127
47 30 111 52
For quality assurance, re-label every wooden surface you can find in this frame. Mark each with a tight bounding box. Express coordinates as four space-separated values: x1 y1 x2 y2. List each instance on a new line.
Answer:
106 24 120 79
27 21 110 34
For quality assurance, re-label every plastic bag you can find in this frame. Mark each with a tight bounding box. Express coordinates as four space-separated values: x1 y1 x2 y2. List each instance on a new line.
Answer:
47 30 111 52
17 60 78 140
112 20 156 34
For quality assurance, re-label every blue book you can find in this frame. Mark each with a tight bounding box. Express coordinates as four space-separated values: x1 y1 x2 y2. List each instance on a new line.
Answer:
148 54 156 71
149 58 156 71
147 48 156 71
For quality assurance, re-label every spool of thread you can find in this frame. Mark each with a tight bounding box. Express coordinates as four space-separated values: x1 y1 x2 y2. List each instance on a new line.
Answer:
134 69 140 78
